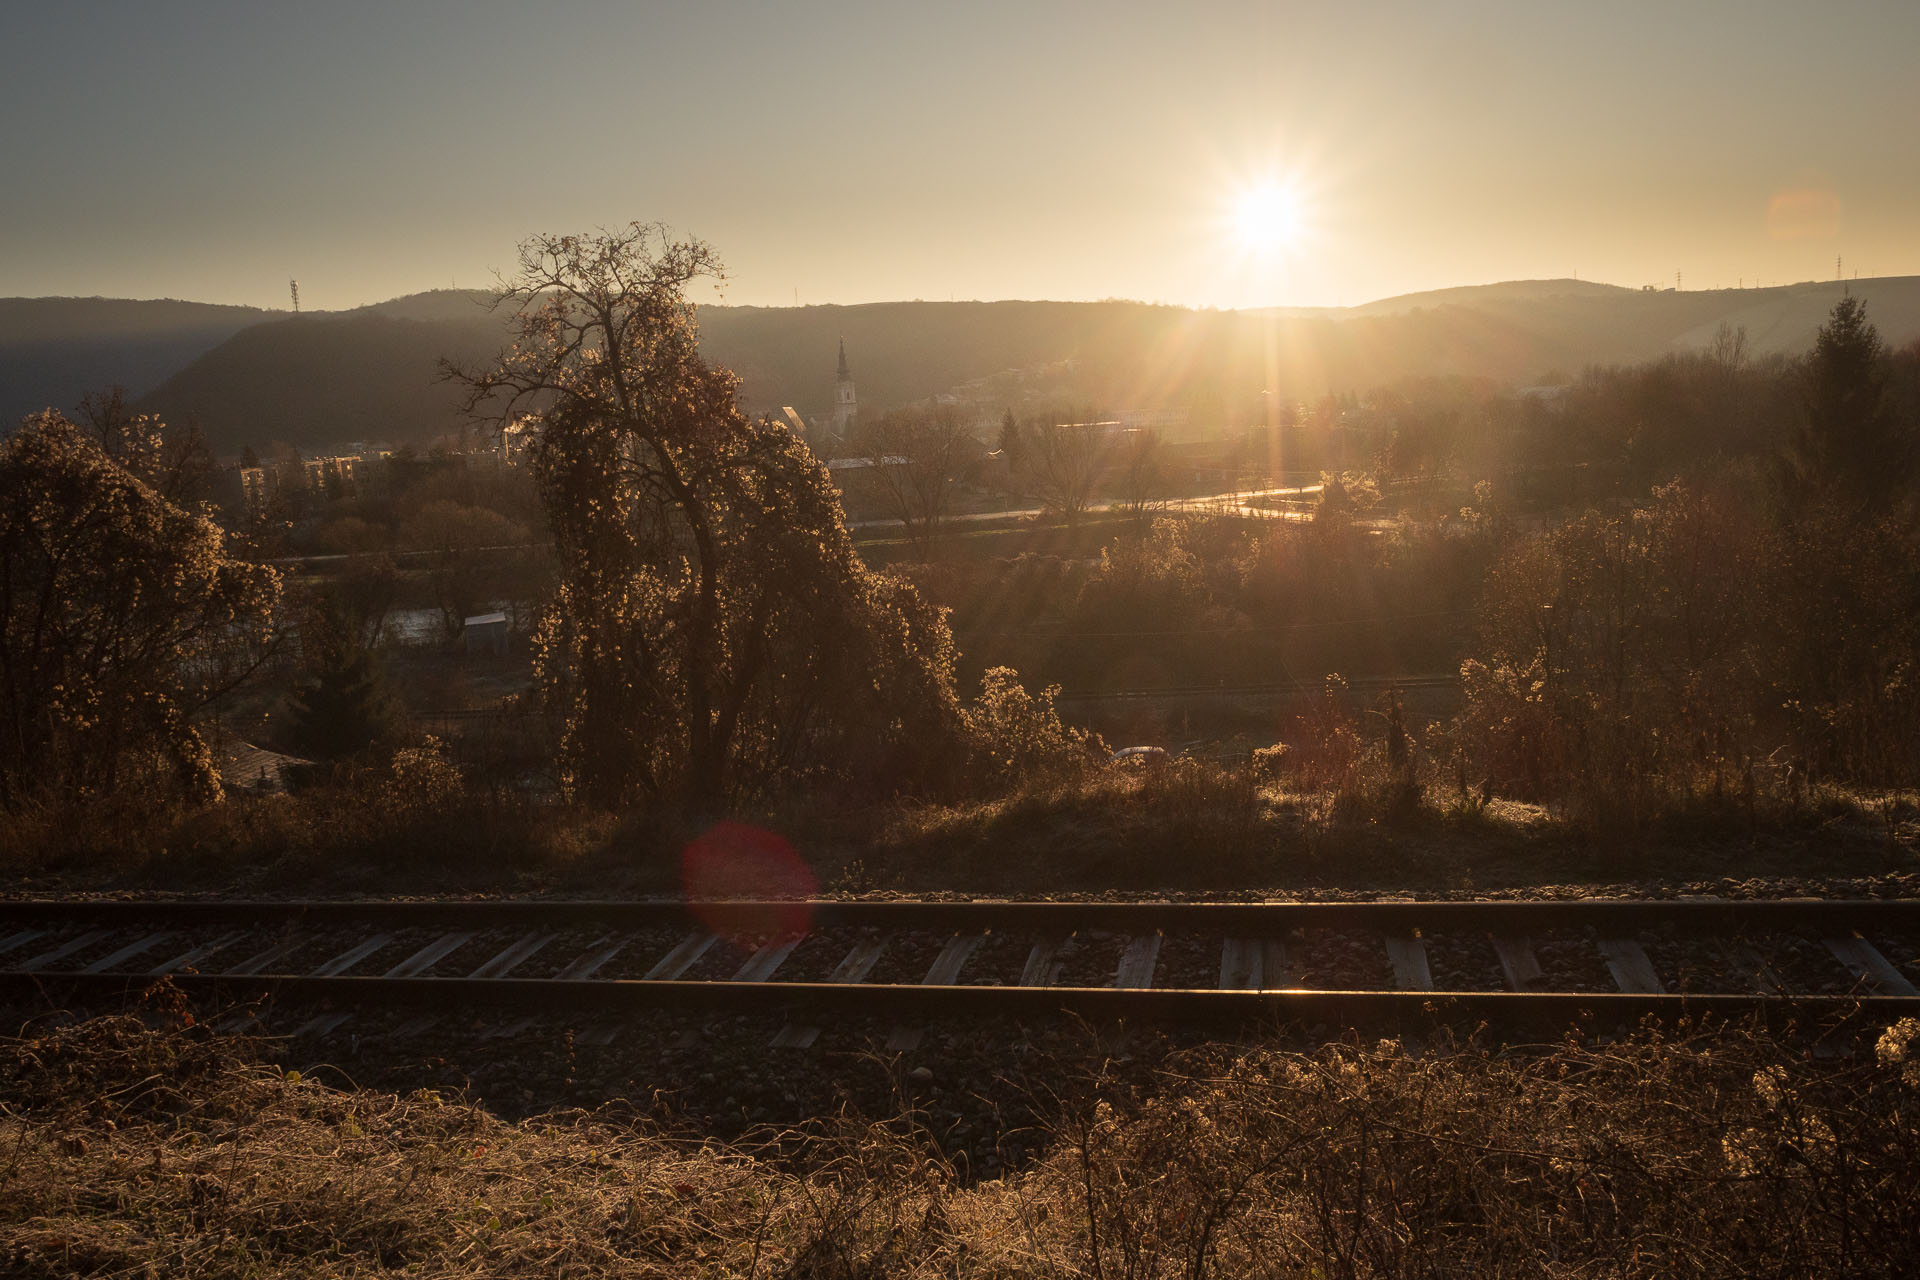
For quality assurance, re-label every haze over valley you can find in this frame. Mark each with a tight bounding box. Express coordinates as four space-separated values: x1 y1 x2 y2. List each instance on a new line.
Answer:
5 4 1920 1273
10 273 1920 452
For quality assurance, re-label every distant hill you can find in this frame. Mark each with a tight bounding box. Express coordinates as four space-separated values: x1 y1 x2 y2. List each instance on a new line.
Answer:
10 277 1920 452
136 309 505 452
699 277 1920 426
1341 277 1920 365
0 297 272 426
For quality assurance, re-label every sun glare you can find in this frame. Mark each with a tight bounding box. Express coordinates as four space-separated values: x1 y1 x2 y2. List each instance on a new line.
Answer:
1232 181 1306 255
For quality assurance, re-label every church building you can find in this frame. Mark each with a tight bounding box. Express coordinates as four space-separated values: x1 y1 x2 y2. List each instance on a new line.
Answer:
831 338 858 436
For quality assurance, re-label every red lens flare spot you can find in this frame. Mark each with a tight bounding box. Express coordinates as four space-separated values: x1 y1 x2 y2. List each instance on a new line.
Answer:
680 821 815 941
1766 187 1841 241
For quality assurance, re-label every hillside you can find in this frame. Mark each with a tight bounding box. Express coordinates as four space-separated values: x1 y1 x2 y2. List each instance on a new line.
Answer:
10 277 1920 452
137 309 505 451
0 296 272 426
704 276 1920 424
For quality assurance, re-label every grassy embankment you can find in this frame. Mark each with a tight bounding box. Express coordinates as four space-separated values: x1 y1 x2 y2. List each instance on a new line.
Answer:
3 1014 1917 1277
3 760 1915 899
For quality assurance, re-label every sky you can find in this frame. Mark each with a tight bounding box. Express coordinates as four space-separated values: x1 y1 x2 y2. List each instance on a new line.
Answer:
3 0 1917 313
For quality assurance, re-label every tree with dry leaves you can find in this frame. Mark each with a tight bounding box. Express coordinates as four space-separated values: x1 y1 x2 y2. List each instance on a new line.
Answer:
446 225 965 809
0 411 279 805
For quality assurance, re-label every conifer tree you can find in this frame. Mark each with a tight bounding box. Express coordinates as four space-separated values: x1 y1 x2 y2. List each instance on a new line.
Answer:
1787 295 1912 512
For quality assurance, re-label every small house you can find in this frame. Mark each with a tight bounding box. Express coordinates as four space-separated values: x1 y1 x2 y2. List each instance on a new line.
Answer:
462 612 508 656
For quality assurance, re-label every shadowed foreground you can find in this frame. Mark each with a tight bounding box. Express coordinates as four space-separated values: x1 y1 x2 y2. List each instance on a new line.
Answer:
4 1016 1917 1277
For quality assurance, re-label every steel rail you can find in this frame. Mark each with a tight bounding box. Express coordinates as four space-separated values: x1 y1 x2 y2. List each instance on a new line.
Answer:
3 970 1915 1030
4 897 1920 934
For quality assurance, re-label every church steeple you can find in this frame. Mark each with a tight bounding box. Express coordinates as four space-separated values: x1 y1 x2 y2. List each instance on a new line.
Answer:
831 338 857 434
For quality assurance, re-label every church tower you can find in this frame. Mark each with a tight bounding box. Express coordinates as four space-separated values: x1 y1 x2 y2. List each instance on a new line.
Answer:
831 338 858 436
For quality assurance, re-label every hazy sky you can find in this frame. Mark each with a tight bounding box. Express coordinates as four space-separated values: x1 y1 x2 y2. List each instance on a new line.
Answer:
4 1 1917 312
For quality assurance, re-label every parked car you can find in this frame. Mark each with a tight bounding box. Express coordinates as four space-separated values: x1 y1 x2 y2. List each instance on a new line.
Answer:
1109 745 1168 767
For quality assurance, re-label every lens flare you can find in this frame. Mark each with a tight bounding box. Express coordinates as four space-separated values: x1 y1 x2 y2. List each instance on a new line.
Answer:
681 820 816 942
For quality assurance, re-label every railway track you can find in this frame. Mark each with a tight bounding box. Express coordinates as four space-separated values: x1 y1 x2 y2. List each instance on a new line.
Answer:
3 898 1917 1043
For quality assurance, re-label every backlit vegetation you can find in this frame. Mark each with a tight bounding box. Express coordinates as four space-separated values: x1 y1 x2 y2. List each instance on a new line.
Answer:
4 1016 1918 1277
1 247 1917 882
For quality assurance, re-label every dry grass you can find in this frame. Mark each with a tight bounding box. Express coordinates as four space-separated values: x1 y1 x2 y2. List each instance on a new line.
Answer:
4 1015 1919 1277
3 753 1915 899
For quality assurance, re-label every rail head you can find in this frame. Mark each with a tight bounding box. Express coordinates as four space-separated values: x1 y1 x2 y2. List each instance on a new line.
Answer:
4 968 1916 1031
3 896 1919 935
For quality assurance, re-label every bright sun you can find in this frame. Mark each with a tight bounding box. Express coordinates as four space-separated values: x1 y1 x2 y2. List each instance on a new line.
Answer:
1233 181 1306 254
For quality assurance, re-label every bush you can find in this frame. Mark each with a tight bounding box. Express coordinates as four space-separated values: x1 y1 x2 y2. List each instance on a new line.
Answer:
1284 675 1363 795
962 666 1104 792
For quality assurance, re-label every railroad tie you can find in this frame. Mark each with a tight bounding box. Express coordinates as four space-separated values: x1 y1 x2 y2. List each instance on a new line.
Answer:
731 935 804 983
384 932 476 979
1383 934 1434 991
310 934 394 978
643 931 718 980
772 936 888 1049
225 934 308 977
888 932 984 1052
1218 938 1293 989
1113 933 1162 989
1491 936 1544 991
0 929 47 960
292 1011 354 1039
1824 935 1919 997
555 935 628 981
1095 933 1164 1053
1020 935 1068 987
18 930 114 972
150 931 246 977
83 931 178 975
468 931 556 980
1597 939 1664 994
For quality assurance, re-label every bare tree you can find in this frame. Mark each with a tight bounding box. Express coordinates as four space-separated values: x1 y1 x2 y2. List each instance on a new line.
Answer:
1115 427 1169 523
1016 409 1108 530
851 404 974 558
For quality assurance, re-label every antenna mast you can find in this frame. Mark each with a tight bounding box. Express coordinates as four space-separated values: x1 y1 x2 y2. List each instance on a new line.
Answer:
289 279 301 314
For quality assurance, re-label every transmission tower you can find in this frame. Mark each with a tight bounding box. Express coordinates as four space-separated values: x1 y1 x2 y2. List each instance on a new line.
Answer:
290 279 301 314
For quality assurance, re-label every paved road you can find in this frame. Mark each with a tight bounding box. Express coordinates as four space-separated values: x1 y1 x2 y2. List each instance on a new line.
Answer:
848 482 1332 532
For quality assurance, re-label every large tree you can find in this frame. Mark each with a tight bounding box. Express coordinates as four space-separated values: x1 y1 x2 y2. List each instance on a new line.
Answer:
1787 294 1911 512
448 225 965 809
1011 410 1108 530
0 412 279 805
849 404 975 558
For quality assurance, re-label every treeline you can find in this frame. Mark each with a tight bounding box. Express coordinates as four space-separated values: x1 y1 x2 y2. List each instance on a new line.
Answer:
1440 298 1919 820
4 238 1917 862
934 297 1920 823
